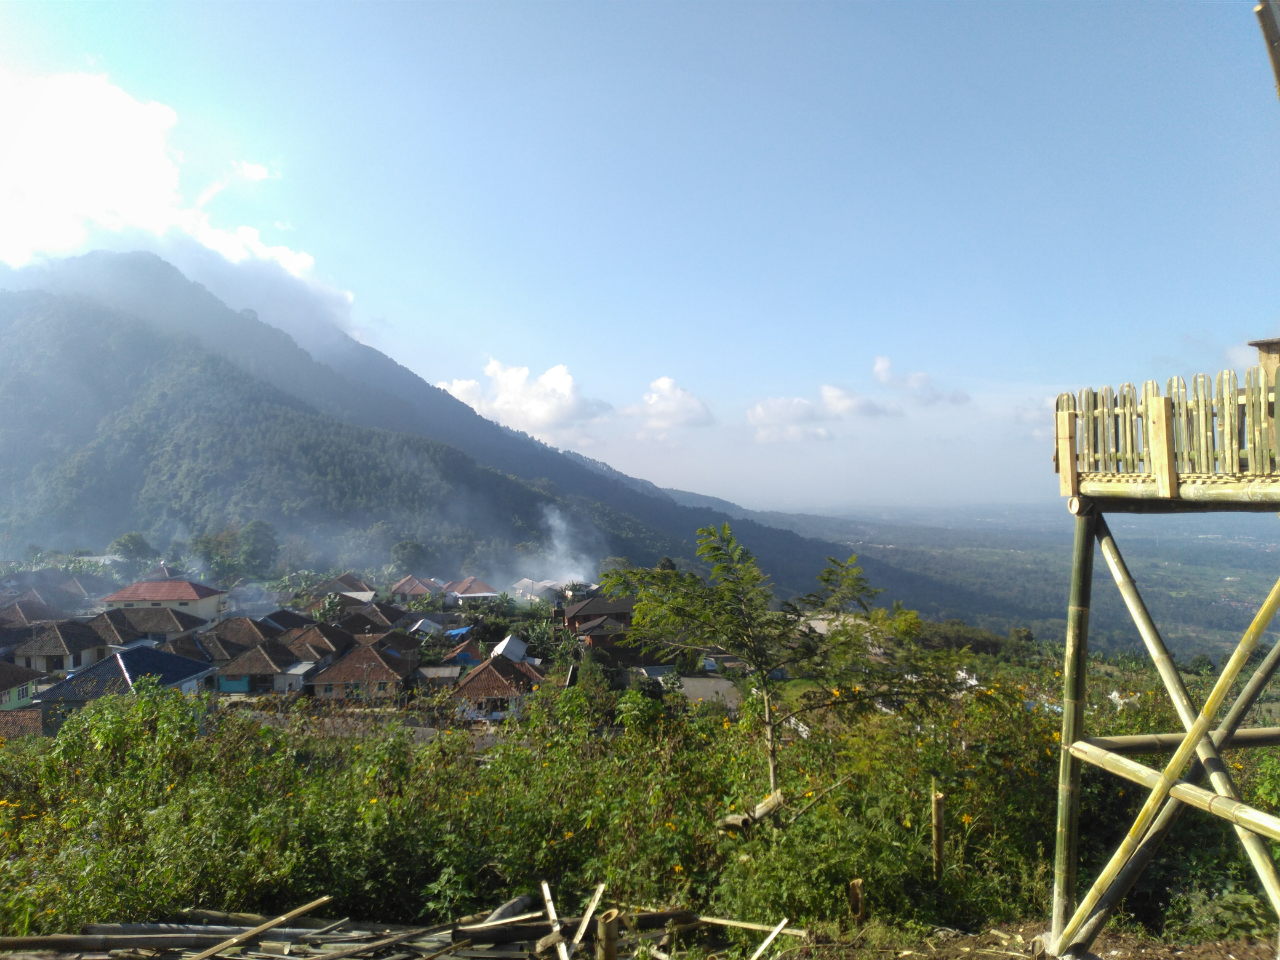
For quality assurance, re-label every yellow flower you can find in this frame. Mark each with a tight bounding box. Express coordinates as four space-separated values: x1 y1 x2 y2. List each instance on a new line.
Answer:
369 798 378 804
673 865 683 873
961 813 973 825
564 831 574 839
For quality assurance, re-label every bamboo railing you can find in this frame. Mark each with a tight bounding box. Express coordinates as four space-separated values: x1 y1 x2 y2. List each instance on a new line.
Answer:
1055 366 1280 504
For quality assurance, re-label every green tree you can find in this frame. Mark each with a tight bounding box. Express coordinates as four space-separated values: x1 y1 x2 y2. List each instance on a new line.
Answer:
391 539 427 576
107 532 157 561
601 523 967 793
190 528 241 583
237 520 280 579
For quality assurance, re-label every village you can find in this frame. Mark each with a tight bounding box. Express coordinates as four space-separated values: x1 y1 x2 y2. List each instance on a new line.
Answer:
0 565 743 738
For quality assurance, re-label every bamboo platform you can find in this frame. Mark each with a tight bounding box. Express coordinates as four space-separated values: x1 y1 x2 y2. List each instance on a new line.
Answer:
1054 339 1280 512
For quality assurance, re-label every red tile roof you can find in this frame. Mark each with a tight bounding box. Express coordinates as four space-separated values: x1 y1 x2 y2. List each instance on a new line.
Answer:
453 657 544 700
312 645 414 685
103 580 226 602
390 575 442 596
441 576 499 597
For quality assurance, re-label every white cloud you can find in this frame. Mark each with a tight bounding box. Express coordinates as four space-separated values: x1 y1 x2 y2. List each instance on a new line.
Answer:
0 69 311 276
623 376 713 438
870 356 969 406
747 384 895 442
438 359 611 445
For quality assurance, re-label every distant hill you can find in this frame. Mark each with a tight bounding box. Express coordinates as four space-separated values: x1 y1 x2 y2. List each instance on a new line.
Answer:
0 256 969 598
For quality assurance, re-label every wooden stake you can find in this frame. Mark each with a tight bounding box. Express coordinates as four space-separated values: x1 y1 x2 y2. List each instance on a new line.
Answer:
1149 396 1178 498
931 777 944 883
1050 510 1096 946
1057 411 1079 497
568 884 607 958
187 898 332 960
848 879 865 925
595 910 619 960
541 882 571 960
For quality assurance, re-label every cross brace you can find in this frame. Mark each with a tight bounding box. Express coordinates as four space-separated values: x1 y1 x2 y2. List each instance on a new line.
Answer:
1048 506 1280 958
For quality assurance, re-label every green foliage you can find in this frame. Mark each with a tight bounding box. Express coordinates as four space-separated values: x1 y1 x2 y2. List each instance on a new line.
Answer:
603 524 967 791
107 532 158 561
237 520 280 579
391 540 427 576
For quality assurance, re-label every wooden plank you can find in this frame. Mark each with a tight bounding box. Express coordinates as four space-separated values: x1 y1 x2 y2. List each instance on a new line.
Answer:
1119 384 1139 473
746 920 789 960
694 919 807 940
1057 411 1078 497
1168 376 1190 475
1148 396 1177 498
188 898 333 960
1217 370 1240 474
1079 389 1097 473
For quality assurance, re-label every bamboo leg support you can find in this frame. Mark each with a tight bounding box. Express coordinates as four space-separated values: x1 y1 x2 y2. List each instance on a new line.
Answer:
1054 568 1280 954
1062 637 1280 956
1094 521 1280 916
1051 511 1097 945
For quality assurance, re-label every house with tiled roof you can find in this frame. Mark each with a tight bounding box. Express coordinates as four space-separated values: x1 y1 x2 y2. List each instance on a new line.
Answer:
389 575 443 603
312 644 415 700
443 637 483 665
316 572 376 595
156 633 250 668
338 601 409 635
280 623 355 666
34 648 215 734
576 614 629 649
204 616 281 648
440 577 499 604
452 656 544 721
260 609 315 632
0 708 42 738
564 596 635 632
83 609 144 647
217 640 312 695
355 630 420 665
15 621 112 675
0 596 68 627
0 662 47 711
103 579 227 622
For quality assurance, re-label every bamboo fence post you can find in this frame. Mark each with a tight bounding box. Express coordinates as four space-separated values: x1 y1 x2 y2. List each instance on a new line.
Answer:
1054 568 1280 954
1063 636 1280 956
1149 396 1177 497
1093 518 1280 919
1050 509 1097 945
931 777 944 883
1057 410 1078 497
595 910 619 960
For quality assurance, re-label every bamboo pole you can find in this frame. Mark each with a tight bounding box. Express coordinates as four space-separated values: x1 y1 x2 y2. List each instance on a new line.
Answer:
1069 742 1280 841
187 897 333 960
1093 519 1280 918
1258 1 1280 105
746 920 789 960
541 881 571 960
1083 727 1280 755
931 777 944 883
1050 510 1097 944
1054 567 1280 953
1062 636 1280 956
696 918 808 939
595 911 619 960
567 884 606 960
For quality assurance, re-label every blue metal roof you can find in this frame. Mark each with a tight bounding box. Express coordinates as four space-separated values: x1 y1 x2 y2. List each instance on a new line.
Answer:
35 647 212 703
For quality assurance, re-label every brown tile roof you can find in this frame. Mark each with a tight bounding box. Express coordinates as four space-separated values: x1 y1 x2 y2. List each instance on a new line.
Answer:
357 631 419 661
156 634 250 664
453 657 544 700
577 615 627 636
441 576 499 597
15 621 106 658
205 617 282 648
390 575 442 596
565 596 635 622
84 609 145 646
218 640 299 677
0 661 46 690
281 623 355 659
0 598 68 625
312 644 415 685
317 573 375 595
103 580 225 602
107 607 207 637
0 709 42 738
261 609 315 631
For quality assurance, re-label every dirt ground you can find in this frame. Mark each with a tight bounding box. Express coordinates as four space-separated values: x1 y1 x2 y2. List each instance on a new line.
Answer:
841 921 1277 959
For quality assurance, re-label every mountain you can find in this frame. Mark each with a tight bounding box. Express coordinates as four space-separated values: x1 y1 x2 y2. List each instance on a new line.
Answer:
0 254 965 599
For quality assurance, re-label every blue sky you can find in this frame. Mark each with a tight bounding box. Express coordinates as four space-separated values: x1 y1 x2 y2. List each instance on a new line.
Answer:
1 2 1278 512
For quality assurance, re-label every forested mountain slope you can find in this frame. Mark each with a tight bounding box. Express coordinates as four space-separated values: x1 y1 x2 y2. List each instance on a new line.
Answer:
0 252 979 599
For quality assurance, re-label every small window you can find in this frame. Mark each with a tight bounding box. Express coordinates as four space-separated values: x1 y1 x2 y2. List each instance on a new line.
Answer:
47 656 64 672
377 681 388 692
23 657 31 669
73 652 81 667
178 602 189 607
324 684 333 694
124 603 134 608
16 685 27 700
0 690 9 704
151 602 161 607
